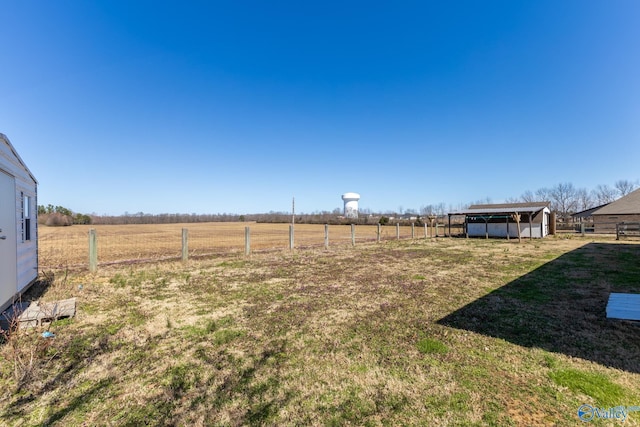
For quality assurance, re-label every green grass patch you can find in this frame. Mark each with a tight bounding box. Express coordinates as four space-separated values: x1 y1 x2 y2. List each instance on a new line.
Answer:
217 260 247 268
549 368 629 407
424 391 470 417
126 307 148 327
163 363 200 397
180 323 215 340
51 317 74 328
416 338 448 355
105 322 124 335
213 328 245 345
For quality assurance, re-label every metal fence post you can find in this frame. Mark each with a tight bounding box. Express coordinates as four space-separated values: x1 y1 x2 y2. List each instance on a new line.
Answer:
580 222 585 237
89 228 97 273
245 226 251 255
324 224 329 249
182 228 188 262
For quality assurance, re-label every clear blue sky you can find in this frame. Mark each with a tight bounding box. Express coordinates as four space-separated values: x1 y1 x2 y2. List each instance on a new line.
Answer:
2 1 639 215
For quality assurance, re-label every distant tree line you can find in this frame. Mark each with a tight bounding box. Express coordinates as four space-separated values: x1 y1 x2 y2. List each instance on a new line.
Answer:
90 211 381 226
91 212 247 225
37 179 638 227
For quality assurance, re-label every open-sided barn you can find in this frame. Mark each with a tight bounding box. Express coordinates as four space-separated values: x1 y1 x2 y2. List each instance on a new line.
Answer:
0 134 38 312
449 202 552 239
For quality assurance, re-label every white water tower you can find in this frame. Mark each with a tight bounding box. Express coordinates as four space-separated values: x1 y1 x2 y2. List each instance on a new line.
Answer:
342 192 361 219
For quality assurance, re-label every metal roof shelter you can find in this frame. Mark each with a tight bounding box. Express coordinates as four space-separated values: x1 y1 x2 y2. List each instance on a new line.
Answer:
451 206 550 216
447 202 552 240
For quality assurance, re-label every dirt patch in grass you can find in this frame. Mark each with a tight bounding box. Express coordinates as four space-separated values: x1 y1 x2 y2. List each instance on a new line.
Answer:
2 236 640 425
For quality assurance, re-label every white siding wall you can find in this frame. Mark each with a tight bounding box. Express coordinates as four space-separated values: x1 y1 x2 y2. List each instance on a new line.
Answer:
16 181 37 291
467 223 536 238
1 136 38 294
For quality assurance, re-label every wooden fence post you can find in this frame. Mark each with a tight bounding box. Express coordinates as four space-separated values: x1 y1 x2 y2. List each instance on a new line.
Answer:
506 216 510 241
424 223 428 239
89 228 97 273
484 218 489 240
396 223 400 240
324 224 329 249
512 213 522 243
289 225 294 251
411 223 415 239
351 224 355 246
377 223 381 243
245 226 251 256
182 228 188 262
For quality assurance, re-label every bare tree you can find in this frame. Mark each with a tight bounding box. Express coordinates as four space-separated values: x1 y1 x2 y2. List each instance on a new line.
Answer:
575 188 593 211
520 190 536 203
464 197 492 207
420 205 435 216
535 187 552 203
614 179 638 197
593 184 617 205
456 202 470 211
550 182 578 220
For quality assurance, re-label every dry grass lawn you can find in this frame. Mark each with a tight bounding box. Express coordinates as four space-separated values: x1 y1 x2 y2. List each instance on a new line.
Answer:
2 234 640 426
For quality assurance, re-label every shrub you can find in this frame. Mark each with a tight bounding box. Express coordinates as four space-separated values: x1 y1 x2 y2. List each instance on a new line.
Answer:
45 212 73 226
73 213 92 225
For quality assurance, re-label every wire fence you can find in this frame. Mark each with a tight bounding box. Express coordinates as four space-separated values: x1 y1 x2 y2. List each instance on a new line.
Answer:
38 222 448 271
557 221 638 237
39 220 627 272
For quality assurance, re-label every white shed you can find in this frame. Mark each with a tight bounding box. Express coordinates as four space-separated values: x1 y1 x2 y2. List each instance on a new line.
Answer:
0 134 38 312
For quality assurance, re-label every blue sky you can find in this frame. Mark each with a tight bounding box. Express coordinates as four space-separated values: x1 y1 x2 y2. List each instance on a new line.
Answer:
1 1 639 215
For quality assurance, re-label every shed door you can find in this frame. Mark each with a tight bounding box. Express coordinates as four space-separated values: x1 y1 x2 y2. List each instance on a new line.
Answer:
0 170 17 308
